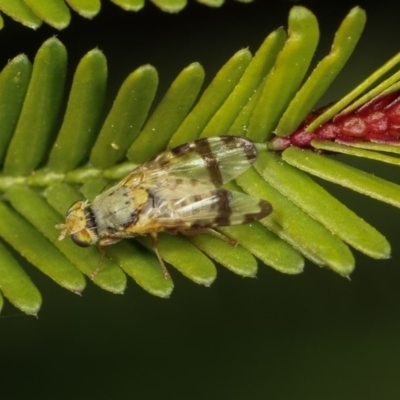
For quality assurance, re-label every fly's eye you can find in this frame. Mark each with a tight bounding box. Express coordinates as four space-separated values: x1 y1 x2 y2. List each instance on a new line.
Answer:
71 230 94 247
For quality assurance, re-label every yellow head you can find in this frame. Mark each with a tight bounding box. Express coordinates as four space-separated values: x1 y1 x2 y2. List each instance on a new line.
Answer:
56 201 98 247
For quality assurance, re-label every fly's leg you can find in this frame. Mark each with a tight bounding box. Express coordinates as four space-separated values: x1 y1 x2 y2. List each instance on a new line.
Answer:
150 232 170 279
89 246 106 280
89 237 121 280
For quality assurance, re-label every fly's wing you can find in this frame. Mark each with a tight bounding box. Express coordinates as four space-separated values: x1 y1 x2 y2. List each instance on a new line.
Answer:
147 189 272 229
136 136 259 188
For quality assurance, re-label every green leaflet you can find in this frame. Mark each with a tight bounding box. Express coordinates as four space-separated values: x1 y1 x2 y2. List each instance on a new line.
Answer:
48 49 108 173
150 0 187 13
187 233 259 278
260 150 390 260
219 223 305 275
199 28 287 139
91 65 158 169
0 241 42 316
65 0 101 18
23 0 70 29
169 50 252 147
0 0 42 29
137 235 217 286
104 241 174 298
197 0 224 6
0 55 32 165
247 6 320 142
111 0 144 12
128 63 204 163
283 147 400 211
0 201 86 293
275 7 366 136
236 167 355 276
4 38 67 176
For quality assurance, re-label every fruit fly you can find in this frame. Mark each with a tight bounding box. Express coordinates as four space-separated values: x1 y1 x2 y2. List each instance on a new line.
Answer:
56 136 272 277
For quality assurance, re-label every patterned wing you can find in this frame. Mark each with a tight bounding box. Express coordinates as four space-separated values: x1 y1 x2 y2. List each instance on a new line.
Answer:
144 188 272 230
135 136 259 188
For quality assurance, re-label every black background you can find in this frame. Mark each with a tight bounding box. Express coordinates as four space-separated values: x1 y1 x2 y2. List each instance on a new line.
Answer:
2 1 400 399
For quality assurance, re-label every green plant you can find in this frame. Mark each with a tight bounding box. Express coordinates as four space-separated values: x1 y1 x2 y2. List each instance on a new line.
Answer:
0 4 399 315
0 0 252 29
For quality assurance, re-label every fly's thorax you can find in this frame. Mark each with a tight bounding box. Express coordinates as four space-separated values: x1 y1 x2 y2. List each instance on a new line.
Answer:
64 200 99 247
91 184 150 236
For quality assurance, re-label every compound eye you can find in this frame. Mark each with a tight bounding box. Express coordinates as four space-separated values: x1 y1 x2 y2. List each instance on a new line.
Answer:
71 230 94 247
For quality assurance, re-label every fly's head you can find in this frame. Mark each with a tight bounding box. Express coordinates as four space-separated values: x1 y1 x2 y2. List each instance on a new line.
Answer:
56 200 98 247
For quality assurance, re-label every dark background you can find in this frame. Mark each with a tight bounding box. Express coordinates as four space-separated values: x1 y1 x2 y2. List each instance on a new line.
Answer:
2 1 400 399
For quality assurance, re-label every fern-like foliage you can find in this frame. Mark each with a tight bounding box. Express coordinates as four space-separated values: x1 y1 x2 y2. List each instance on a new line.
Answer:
0 0 252 29
1 6 400 315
